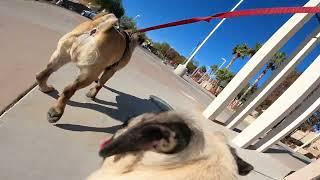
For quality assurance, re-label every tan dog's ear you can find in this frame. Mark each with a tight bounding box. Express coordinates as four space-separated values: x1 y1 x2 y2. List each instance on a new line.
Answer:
126 32 145 45
229 146 254 176
99 122 192 158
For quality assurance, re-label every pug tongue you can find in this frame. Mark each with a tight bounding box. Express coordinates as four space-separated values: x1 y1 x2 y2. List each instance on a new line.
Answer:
99 137 113 151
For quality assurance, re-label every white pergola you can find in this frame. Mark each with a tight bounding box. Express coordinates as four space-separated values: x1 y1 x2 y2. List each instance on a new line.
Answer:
202 0 320 178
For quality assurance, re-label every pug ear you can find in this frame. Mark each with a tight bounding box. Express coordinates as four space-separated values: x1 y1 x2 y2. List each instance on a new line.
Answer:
229 146 254 176
99 122 192 158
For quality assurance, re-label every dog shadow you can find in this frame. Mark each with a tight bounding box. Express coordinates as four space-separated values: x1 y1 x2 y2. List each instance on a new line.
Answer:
48 86 170 133
54 124 123 134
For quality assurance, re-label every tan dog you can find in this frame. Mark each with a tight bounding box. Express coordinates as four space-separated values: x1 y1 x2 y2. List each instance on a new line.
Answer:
88 112 253 180
36 13 142 123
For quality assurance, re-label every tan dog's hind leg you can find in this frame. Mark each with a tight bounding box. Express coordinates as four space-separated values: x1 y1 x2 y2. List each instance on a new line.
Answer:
86 46 132 99
86 67 116 99
36 49 69 93
87 31 136 98
47 72 96 123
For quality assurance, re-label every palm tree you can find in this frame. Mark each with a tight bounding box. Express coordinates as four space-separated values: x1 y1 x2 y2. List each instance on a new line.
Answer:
225 44 249 69
247 43 263 57
238 51 287 102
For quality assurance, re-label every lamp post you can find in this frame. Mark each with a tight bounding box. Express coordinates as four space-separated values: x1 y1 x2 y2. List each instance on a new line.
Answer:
174 0 245 77
219 58 227 69
133 14 141 20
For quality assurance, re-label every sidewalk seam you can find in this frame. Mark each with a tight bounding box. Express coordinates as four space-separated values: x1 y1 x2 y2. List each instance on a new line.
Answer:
0 82 38 118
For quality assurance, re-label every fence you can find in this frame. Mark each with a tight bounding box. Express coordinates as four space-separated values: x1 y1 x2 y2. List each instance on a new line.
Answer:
202 0 320 152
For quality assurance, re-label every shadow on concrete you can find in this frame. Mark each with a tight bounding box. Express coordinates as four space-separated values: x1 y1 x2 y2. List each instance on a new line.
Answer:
47 86 172 133
249 145 311 165
265 148 291 154
55 124 122 134
267 150 311 165
47 86 163 121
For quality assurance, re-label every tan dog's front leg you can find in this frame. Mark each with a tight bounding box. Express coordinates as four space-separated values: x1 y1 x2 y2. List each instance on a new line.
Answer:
36 50 69 93
47 74 94 123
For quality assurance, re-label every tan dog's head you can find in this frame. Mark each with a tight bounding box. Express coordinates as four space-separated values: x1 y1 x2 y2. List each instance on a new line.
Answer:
122 30 145 48
96 111 253 179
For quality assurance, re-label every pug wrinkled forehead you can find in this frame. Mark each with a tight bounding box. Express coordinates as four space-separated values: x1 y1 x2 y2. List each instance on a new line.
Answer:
98 111 253 176
99 112 194 157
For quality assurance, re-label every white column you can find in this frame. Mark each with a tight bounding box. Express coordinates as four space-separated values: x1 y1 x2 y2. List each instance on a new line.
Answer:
226 27 320 129
202 0 320 120
255 85 320 152
232 54 320 148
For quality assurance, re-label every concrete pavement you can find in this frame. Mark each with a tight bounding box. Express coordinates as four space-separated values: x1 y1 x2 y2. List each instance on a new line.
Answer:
0 46 305 180
0 47 212 180
0 0 86 112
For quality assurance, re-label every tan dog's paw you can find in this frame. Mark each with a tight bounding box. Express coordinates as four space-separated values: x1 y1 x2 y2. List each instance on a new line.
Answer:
39 85 55 93
47 107 63 123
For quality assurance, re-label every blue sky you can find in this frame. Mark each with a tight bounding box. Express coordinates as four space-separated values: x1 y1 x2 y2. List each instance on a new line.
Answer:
122 0 320 85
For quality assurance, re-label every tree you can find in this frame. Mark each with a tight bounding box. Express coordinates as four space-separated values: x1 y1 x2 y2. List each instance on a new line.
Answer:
210 64 219 75
166 48 180 61
214 68 235 86
186 60 197 73
238 51 287 102
153 42 171 58
192 60 199 67
247 43 262 57
94 0 124 18
225 44 249 69
173 55 185 66
160 43 171 57
237 83 258 101
200 66 207 73
119 15 136 29
139 32 150 43
257 70 300 112
191 60 201 77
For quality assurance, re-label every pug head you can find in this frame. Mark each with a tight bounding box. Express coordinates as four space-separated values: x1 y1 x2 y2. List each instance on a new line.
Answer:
99 112 193 158
98 111 253 176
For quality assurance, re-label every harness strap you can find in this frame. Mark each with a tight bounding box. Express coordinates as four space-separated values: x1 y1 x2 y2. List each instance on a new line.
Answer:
105 28 130 70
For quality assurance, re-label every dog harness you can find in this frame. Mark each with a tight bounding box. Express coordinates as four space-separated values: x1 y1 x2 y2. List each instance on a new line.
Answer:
104 27 130 71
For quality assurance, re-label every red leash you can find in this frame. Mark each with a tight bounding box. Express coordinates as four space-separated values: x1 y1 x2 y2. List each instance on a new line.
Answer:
137 7 320 33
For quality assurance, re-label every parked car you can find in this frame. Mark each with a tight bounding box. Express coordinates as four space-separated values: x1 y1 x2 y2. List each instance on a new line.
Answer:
56 0 92 14
81 10 97 19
